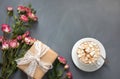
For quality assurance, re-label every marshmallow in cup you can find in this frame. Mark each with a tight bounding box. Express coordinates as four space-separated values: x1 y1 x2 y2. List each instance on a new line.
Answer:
76 38 106 68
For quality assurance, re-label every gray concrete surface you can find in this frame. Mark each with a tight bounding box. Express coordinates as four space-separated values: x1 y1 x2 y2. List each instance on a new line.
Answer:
0 0 120 79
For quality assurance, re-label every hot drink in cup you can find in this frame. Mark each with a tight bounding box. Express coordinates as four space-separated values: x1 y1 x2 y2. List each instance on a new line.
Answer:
76 41 101 65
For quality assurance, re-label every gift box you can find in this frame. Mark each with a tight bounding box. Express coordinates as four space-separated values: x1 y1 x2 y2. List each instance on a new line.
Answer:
16 40 58 79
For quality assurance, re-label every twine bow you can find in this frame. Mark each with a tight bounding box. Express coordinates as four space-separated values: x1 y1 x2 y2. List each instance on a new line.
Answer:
15 41 53 78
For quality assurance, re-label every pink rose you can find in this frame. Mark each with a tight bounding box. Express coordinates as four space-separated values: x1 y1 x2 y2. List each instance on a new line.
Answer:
66 72 72 79
24 37 31 45
2 41 9 50
7 6 13 12
24 37 36 45
28 12 38 21
25 7 31 13
22 31 30 38
17 6 26 12
1 24 11 33
17 6 32 13
29 37 36 45
0 36 4 43
58 56 66 64
9 39 19 48
17 35 22 41
64 64 70 70
20 15 28 22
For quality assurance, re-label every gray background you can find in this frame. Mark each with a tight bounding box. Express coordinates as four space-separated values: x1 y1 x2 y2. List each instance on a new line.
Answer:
0 0 120 79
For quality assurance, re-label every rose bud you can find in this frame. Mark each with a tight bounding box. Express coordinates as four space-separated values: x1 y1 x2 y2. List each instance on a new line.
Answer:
64 64 70 70
17 35 22 41
2 41 9 50
28 12 38 21
1 24 11 33
7 6 13 16
17 5 26 12
9 39 19 48
7 6 13 12
33 16 38 21
66 72 72 79
58 56 66 64
22 31 30 38
0 36 4 43
20 15 28 22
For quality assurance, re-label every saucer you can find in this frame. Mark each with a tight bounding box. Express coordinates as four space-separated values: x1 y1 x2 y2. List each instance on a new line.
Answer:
71 38 106 72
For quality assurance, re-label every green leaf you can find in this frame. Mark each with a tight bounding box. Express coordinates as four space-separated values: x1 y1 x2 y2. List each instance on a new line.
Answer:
24 24 31 27
0 63 3 67
12 24 15 29
57 70 63 77
14 15 18 21
28 4 32 8
48 73 53 79
0 77 3 79
13 26 27 35
31 8 36 14
16 21 21 26
7 11 13 16
20 26 27 31
33 10 36 14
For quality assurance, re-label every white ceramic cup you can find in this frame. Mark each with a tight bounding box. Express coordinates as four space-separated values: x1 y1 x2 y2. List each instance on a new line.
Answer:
76 38 106 68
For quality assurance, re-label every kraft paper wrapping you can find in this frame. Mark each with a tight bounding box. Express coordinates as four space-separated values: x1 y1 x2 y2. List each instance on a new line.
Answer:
17 40 58 79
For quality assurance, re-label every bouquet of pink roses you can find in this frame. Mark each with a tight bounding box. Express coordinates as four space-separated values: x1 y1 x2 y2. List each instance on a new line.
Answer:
0 4 38 79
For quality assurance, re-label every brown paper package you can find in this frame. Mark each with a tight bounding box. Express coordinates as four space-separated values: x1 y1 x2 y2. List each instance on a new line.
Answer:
17 40 58 79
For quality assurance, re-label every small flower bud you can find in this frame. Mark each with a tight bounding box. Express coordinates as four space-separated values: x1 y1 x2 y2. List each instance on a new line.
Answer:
64 64 70 70
7 6 13 16
58 56 66 64
66 72 72 79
